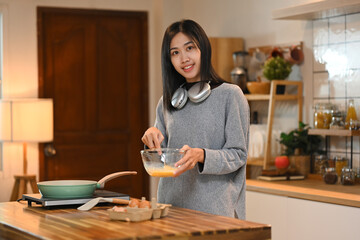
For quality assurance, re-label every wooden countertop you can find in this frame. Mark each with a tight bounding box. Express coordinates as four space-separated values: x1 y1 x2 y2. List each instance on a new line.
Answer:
0 201 271 240
247 178 360 208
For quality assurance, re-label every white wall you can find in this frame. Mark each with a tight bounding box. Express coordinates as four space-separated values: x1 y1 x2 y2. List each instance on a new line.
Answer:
0 0 320 202
311 14 360 169
161 0 314 43
161 0 316 129
0 0 163 202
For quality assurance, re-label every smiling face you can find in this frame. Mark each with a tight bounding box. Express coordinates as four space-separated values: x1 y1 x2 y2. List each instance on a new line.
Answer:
169 32 201 83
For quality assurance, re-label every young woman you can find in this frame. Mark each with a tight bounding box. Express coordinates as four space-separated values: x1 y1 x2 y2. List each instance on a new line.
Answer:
142 19 249 219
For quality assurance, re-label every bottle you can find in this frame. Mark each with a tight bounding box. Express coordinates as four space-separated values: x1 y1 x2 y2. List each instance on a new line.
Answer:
345 99 358 129
354 168 360 184
334 156 348 177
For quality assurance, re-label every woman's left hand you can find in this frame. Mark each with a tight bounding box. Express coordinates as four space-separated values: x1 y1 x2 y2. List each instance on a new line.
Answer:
173 145 204 177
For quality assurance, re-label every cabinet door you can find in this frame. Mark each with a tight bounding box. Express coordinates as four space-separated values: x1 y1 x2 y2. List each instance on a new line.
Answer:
287 197 359 240
246 191 360 240
246 191 287 240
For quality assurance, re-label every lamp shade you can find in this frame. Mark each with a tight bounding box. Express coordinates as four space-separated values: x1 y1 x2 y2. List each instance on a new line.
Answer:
0 99 53 142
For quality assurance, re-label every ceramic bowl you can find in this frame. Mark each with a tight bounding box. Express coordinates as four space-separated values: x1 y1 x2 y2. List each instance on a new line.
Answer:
140 148 184 177
246 82 271 94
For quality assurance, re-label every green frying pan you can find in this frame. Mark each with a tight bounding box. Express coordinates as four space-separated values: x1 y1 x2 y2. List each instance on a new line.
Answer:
37 171 137 199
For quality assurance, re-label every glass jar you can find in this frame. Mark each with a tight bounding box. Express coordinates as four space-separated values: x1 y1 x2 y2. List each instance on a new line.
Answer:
314 103 335 129
314 155 328 174
340 168 355 185
327 157 335 168
349 119 360 130
329 110 345 129
323 167 338 184
354 168 360 184
334 156 348 177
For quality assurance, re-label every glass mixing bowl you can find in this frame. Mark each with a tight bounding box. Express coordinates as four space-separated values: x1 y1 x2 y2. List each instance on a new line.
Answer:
140 148 184 177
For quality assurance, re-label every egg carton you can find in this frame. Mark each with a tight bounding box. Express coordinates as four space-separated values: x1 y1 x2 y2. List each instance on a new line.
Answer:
108 203 171 222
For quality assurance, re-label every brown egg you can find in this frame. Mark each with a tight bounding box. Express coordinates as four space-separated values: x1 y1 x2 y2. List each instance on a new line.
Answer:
139 200 150 208
128 199 140 208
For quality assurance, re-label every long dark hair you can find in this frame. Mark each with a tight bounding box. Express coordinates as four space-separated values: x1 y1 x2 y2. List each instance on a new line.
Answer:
161 19 225 111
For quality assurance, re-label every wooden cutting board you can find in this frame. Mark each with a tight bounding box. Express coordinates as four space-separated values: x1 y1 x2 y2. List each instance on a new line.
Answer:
209 37 244 83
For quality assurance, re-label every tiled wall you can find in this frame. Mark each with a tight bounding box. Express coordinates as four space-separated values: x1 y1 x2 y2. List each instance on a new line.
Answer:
312 13 360 169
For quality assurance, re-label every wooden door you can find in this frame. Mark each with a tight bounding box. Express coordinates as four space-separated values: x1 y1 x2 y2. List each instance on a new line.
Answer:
37 7 149 198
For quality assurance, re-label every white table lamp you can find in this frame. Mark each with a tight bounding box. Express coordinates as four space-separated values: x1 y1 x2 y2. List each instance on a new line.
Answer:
0 98 53 200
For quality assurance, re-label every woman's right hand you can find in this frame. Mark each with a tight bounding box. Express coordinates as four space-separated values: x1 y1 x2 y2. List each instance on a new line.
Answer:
141 127 164 149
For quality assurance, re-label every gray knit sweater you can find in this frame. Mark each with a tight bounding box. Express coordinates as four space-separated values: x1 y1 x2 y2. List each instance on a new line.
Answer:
154 83 250 219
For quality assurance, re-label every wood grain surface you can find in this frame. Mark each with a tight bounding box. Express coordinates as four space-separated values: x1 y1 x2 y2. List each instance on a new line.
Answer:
247 179 360 208
37 8 149 199
0 201 271 240
209 37 244 83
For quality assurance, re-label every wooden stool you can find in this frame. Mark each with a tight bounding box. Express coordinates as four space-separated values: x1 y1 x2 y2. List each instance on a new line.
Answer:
10 175 39 201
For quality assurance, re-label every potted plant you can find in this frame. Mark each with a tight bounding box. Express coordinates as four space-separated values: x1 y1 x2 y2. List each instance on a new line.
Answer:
279 121 323 176
262 55 292 94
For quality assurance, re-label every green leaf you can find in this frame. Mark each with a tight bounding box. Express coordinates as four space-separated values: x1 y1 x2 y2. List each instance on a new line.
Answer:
279 121 323 156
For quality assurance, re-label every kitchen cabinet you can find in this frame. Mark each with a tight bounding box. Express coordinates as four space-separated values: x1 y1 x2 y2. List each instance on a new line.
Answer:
246 179 360 240
245 80 303 169
0 201 271 240
246 191 360 240
308 129 360 169
246 178 360 208
272 0 360 20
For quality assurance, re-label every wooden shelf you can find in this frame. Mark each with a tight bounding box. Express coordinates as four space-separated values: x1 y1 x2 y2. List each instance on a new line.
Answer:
245 94 299 101
308 129 360 137
244 94 270 101
308 128 360 168
248 42 303 59
247 158 266 166
273 0 360 20
247 157 275 167
246 80 303 169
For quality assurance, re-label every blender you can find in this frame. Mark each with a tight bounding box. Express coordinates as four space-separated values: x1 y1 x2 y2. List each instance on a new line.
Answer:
230 51 248 93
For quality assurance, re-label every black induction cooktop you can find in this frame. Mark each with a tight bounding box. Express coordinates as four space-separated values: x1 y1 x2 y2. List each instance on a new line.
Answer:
22 190 129 208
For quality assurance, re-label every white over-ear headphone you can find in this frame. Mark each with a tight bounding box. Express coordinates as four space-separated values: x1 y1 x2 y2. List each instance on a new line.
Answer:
171 81 211 109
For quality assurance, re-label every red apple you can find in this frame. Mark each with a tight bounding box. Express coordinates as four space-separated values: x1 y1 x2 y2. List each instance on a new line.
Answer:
275 156 290 169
